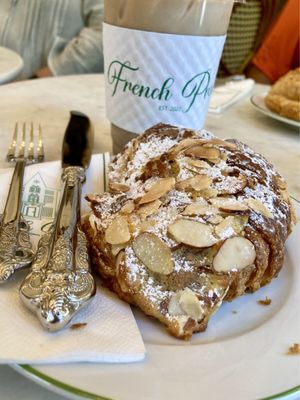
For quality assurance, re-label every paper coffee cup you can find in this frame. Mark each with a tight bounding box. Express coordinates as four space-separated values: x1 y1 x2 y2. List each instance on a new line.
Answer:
103 0 238 153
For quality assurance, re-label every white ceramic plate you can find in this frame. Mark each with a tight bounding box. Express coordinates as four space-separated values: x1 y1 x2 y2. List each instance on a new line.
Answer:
0 46 23 84
250 93 300 129
12 203 300 400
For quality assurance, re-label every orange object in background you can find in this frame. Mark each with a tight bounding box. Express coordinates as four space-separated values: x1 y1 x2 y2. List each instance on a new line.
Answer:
252 0 300 83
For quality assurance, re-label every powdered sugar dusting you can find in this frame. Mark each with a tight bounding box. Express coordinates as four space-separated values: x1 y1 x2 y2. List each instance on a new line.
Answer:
233 141 287 229
91 193 126 228
130 136 176 171
110 134 178 198
173 254 194 273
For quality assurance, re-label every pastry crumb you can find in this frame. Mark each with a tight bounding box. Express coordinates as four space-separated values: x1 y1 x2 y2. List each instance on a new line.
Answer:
286 343 300 355
258 297 272 306
70 323 87 330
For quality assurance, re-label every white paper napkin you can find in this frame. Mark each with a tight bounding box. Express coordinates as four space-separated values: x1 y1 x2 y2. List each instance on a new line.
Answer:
208 79 254 113
0 154 145 364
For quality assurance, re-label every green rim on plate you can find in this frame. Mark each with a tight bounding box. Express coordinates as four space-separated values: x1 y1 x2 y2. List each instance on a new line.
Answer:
19 364 299 400
20 365 112 400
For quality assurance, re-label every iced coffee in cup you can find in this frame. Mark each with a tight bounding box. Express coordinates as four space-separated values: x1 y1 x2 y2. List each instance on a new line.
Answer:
103 0 237 153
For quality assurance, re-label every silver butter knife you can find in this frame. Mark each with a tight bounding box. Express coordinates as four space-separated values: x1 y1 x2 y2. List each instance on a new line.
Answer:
19 111 96 331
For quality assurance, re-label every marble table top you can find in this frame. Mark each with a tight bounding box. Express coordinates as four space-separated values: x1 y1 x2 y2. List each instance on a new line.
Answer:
0 46 23 84
0 74 299 400
0 74 298 199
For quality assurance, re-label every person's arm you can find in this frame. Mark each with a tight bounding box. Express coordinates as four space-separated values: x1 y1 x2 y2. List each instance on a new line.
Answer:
45 0 104 76
35 67 53 78
247 0 299 83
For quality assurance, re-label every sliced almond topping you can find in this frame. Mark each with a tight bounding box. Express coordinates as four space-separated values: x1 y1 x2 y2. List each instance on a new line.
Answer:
109 182 130 193
275 175 287 190
132 232 173 274
168 288 203 320
215 217 236 239
209 158 221 165
280 188 291 203
207 214 224 225
202 138 237 150
139 219 157 232
115 251 125 274
213 236 256 272
116 250 125 267
219 204 248 212
176 174 212 192
198 188 219 199
105 215 131 245
209 197 248 211
180 137 237 150
291 204 298 225
179 288 203 320
182 203 218 216
184 157 210 169
168 219 217 248
246 198 273 218
215 216 247 239
138 177 175 205
232 215 248 233
89 214 100 236
168 292 185 316
111 243 127 256
220 153 228 162
137 199 161 217
170 138 203 155
120 201 135 214
185 146 221 160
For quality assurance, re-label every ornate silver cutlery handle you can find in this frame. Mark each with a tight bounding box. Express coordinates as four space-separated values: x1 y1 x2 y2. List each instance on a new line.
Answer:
19 166 96 331
0 160 34 283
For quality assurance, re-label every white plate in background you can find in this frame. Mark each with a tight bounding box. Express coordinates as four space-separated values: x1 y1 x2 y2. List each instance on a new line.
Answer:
251 93 300 129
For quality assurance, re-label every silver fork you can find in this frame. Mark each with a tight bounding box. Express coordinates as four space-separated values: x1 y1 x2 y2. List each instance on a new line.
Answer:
0 122 45 283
